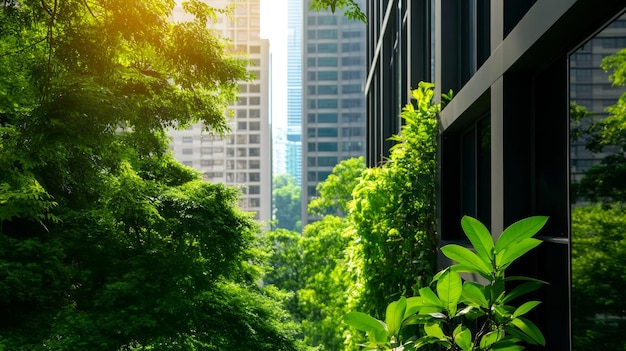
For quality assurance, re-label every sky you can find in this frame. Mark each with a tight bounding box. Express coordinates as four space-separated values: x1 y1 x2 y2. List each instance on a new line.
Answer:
260 0 288 129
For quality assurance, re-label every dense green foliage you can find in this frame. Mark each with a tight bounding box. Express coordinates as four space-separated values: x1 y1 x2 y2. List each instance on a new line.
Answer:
0 1 298 349
309 156 367 217
350 83 440 318
273 174 302 232
345 216 548 351
571 205 626 351
266 84 440 350
265 158 368 351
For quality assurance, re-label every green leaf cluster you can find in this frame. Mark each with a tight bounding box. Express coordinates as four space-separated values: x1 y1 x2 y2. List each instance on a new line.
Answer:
344 215 548 351
265 158 369 351
571 204 626 350
350 82 440 318
273 174 302 232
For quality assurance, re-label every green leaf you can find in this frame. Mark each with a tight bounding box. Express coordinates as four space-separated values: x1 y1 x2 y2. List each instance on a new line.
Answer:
491 342 525 351
496 238 542 269
510 317 546 345
460 215 494 266
344 311 386 334
370 328 388 344
440 244 492 277
436 268 462 315
513 300 541 318
414 336 446 348
479 330 504 349
385 297 407 337
405 296 425 317
418 287 443 309
448 264 491 280
402 313 434 326
462 281 489 308
453 324 473 351
454 305 475 318
495 216 548 253
424 322 445 339
500 281 543 304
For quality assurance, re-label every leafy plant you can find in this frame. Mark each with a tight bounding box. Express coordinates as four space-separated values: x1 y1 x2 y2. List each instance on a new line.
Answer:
344 215 548 350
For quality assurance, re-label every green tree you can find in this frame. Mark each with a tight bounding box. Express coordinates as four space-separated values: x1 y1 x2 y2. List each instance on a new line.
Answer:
264 228 302 319
0 1 298 349
298 215 357 351
265 158 368 350
308 156 366 217
273 174 302 232
350 83 441 318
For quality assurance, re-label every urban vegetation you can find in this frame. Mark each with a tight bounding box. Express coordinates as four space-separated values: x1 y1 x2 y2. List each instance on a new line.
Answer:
344 215 548 351
265 83 441 350
0 0 298 349
7 0 626 350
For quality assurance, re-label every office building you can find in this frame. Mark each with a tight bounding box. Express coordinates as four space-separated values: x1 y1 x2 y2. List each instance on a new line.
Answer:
365 0 626 349
170 0 271 222
286 0 303 185
302 0 367 225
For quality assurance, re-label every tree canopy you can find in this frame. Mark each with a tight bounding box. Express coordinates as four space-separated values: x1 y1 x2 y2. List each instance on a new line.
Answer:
273 174 302 232
0 1 298 349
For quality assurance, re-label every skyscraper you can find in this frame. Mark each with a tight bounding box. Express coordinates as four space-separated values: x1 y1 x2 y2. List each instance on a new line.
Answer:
286 0 303 185
169 0 271 222
301 1 367 225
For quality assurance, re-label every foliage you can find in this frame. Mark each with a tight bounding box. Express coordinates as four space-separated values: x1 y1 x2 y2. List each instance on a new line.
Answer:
309 156 367 217
309 0 367 23
0 0 298 349
298 216 357 351
273 174 302 232
264 228 302 317
571 204 626 351
350 83 440 318
345 216 548 351
266 158 368 351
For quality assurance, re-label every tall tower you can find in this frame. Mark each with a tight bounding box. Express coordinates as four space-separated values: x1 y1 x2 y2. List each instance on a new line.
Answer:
169 0 272 222
286 0 303 185
301 2 367 225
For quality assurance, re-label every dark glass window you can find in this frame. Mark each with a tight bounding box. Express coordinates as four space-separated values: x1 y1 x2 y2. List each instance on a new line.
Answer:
318 57 338 67
318 71 338 81
318 142 338 152
317 127 338 137
318 113 338 123
569 13 626 350
318 156 338 166
318 43 338 53
318 99 338 109
317 29 337 39
318 85 338 94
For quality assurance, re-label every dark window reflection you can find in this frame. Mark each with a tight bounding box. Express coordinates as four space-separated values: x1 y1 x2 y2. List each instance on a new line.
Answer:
569 10 626 351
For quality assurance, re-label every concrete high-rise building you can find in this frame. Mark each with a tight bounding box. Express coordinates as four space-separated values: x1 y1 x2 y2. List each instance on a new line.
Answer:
286 0 303 185
169 0 271 222
301 1 367 225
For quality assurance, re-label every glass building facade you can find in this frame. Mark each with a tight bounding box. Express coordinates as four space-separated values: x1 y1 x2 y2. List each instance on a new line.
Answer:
365 0 626 349
286 0 303 184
